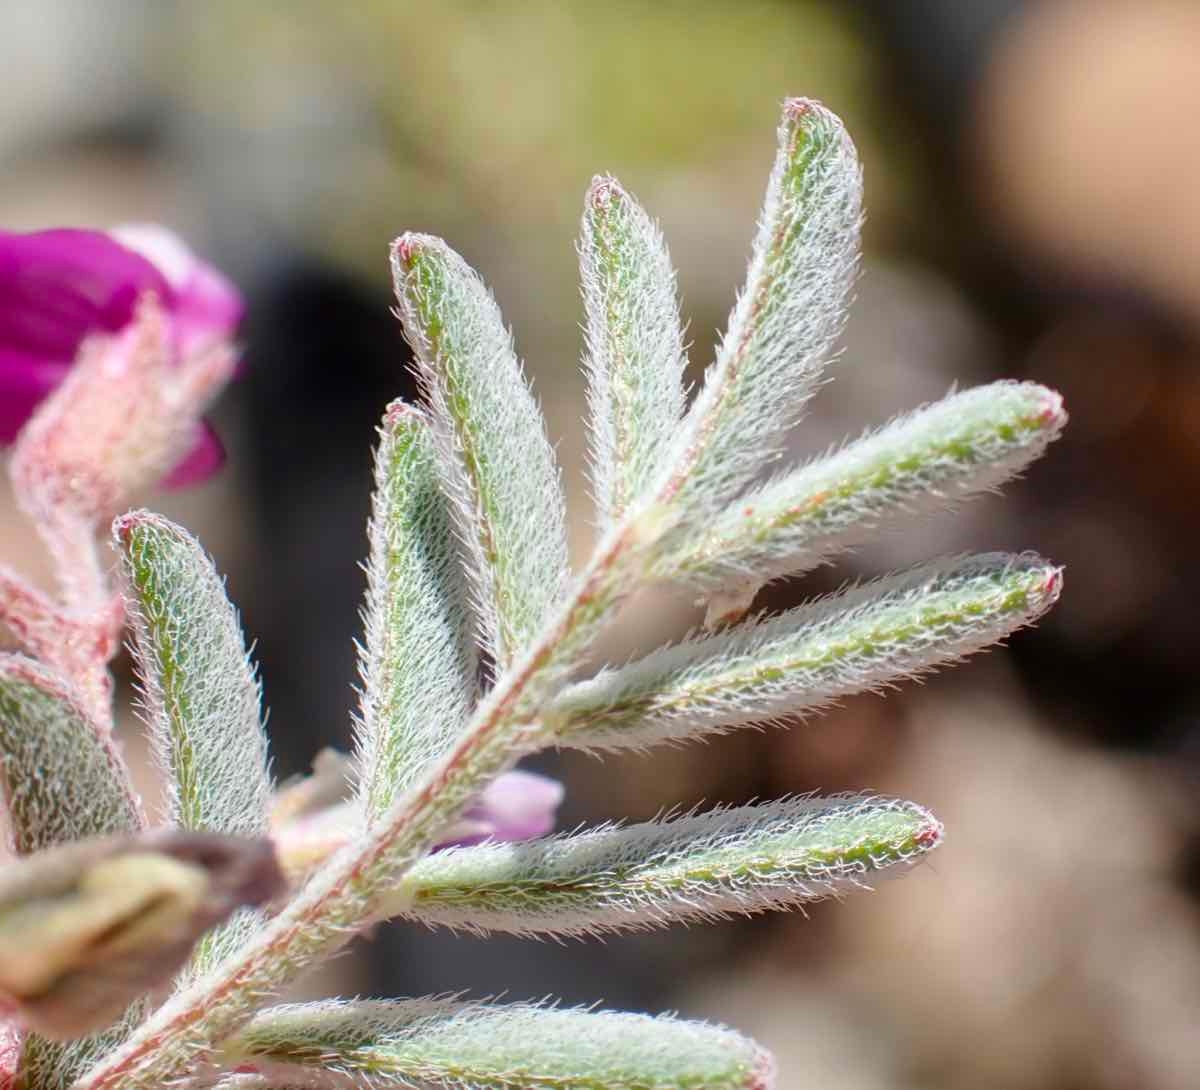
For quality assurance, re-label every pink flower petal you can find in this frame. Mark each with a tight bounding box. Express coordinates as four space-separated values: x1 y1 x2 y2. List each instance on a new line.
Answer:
272 800 358 877
161 419 226 489
0 351 67 442
453 770 565 845
438 817 496 847
173 262 245 358
0 229 167 362
109 224 244 357
0 227 241 494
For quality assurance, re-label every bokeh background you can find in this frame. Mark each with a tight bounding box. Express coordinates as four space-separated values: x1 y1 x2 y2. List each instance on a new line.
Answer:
2 2 1199 1088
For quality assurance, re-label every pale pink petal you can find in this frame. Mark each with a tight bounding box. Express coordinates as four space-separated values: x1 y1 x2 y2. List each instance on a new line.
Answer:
273 800 357 879
10 299 178 519
172 262 244 357
109 224 244 356
160 419 226 490
437 816 498 848
448 770 565 846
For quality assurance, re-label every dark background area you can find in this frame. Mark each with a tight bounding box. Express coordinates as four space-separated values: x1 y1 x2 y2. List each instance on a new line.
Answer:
2 3 1197 1088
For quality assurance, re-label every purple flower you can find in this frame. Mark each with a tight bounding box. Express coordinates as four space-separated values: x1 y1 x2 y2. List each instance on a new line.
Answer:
0 224 243 487
270 760 565 880
445 770 565 847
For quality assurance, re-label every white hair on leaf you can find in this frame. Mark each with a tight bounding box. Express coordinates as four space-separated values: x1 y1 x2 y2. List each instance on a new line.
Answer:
386 794 941 938
353 402 478 821
659 381 1068 595
654 100 862 528
226 997 774 1090
391 236 569 672
115 511 273 976
551 553 1062 752
580 175 688 528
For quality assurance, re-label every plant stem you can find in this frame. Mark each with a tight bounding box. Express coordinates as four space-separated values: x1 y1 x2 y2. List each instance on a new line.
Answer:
75 521 644 1090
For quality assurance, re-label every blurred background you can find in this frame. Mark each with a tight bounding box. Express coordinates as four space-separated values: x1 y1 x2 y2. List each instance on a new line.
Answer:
2 2 1199 1087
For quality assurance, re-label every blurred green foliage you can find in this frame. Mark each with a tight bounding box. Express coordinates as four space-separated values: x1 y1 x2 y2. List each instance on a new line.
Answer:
176 1 914 275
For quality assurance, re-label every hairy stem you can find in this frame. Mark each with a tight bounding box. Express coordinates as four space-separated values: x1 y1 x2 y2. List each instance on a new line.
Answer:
6 495 119 735
75 520 647 1090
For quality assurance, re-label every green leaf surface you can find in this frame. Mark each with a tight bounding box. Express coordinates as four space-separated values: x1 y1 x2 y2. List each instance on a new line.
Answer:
661 381 1067 593
355 403 477 819
388 795 940 937
659 99 861 521
226 999 773 1090
581 176 688 526
392 235 568 668
0 656 142 853
115 511 272 972
553 553 1061 751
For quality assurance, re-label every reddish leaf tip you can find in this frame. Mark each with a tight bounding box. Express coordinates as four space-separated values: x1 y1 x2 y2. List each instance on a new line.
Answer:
391 235 418 266
391 232 441 270
110 510 143 543
748 1047 778 1090
783 97 834 127
914 815 944 849
1037 387 1068 428
587 174 625 212
384 399 426 427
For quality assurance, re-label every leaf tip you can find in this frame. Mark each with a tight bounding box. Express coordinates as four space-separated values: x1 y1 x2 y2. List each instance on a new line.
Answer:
748 1045 778 1090
782 95 818 119
780 95 838 134
1034 384 1068 431
1042 563 1065 602
390 232 445 276
110 508 151 545
994 551 1063 620
111 509 192 560
389 232 418 267
911 805 944 851
383 398 426 429
586 173 625 212
1023 552 1064 607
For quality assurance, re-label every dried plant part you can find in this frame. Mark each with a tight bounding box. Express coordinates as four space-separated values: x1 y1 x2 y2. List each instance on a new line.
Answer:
0 831 282 1040
0 659 147 1090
